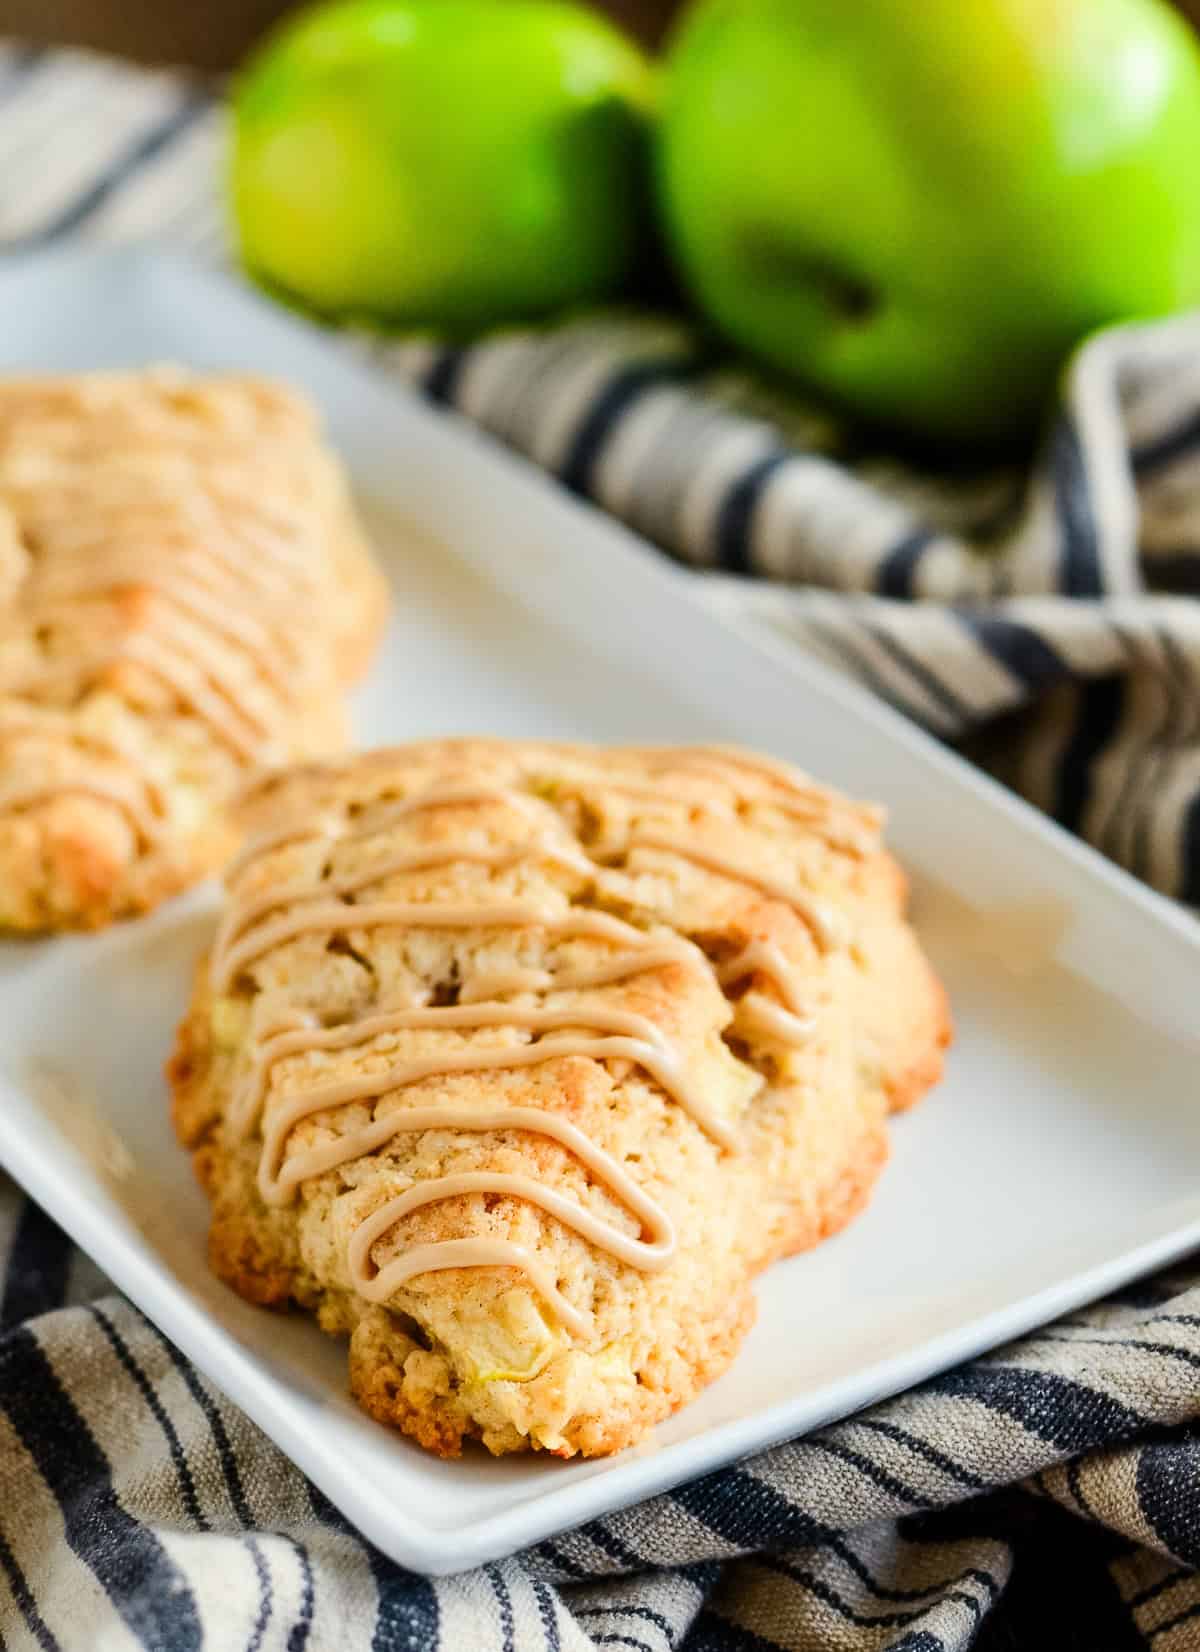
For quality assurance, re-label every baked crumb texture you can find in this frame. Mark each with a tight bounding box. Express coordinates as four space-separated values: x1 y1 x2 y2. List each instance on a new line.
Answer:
170 739 951 1459
0 369 388 930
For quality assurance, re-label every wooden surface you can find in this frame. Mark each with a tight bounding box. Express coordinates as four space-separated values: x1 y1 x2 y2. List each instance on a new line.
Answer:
0 0 1194 74
0 0 681 67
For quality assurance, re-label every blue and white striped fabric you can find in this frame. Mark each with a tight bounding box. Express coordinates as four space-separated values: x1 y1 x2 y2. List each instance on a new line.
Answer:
3 39 1200 1652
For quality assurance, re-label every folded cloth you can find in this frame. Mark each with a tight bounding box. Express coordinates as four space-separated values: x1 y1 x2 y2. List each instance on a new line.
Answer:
2 39 1199 1652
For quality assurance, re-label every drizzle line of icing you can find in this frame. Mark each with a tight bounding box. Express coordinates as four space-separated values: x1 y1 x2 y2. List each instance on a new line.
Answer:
343 1105 678 1337
623 831 842 950
218 767 841 1332
238 998 731 1153
2 400 339 828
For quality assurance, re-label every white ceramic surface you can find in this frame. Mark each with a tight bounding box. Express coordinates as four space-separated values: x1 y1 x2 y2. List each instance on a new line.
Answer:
2 248 1198 1576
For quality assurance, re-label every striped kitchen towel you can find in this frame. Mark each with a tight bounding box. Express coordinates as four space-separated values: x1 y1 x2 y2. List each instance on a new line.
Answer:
2 38 1200 1652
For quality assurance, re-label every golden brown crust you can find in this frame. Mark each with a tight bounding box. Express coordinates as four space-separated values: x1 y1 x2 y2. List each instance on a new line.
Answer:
170 738 950 1458
0 369 389 930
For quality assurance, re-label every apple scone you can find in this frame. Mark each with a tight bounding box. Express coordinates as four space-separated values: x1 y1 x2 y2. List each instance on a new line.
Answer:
0 369 388 929
170 739 950 1458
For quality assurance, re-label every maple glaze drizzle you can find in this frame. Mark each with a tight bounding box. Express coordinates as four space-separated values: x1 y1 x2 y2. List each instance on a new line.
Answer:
212 840 597 987
641 746 882 857
225 783 545 887
220 768 846 1334
222 816 342 886
717 940 816 1047
213 783 587 989
344 1106 677 1337
236 997 729 1153
549 747 879 860
0 776 163 846
623 831 843 951
1 404 334 833
30 560 303 701
0 707 170 840
14 625 276 767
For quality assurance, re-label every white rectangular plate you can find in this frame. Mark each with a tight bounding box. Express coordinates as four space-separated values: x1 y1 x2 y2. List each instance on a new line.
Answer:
2 248 1199 1577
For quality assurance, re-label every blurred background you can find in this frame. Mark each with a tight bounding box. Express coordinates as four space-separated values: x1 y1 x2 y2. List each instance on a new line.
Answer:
0 0 680 64
0 0 1198 65
4 0 1200 459
0 0 1195 65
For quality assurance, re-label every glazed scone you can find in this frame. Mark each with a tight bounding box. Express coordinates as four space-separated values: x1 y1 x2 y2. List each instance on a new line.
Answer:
170 739 950 1458
0 369 389 929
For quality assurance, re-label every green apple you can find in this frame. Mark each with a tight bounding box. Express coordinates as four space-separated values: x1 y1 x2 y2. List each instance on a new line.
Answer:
231 0 654 327
657 0 1200 444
